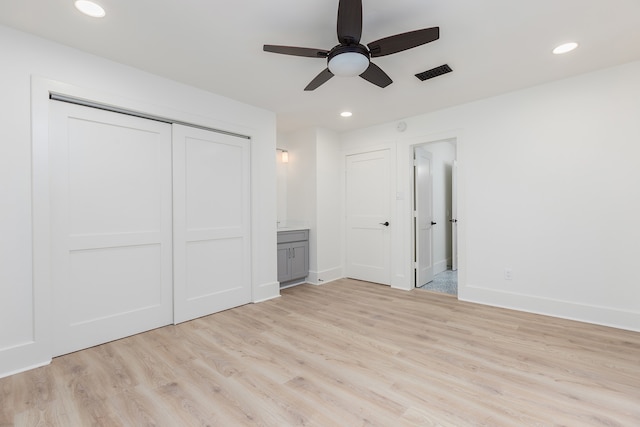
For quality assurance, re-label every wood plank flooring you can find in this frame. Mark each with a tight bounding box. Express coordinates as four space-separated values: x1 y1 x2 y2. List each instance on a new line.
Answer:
1 279 639 426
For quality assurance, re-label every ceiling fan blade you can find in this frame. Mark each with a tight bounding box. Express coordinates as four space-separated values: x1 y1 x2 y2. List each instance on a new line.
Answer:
359 62 392 88
337 0 362 45
304 68 335 91
264 45 329 58
368 27 440 57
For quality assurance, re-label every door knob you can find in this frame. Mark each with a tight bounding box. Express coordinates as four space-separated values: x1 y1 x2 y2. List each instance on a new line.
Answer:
449 219 458 223
380 221 390 226
431 221 437 225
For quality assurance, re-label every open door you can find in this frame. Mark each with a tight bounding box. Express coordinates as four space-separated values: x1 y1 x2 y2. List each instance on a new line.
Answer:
414 147 434 287
451 160 458 271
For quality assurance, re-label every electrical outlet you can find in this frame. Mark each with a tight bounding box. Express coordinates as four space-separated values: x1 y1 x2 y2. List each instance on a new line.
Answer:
504 268 513 280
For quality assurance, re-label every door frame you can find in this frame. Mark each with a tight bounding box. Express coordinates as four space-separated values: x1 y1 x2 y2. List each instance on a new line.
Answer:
343 143 397 286
27 77 259 374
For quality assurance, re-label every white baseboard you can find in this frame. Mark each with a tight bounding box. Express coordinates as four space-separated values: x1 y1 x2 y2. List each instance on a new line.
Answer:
434 259 449 275
307 266 343 285
253 281 280 303
460 285 640 333
0 359 51 379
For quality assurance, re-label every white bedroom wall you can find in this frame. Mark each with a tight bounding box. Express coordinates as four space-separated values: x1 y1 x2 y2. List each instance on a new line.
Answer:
283 128 344 284
341 60 640 331
0 24 277 377
315 128 344 284
276 133 289 226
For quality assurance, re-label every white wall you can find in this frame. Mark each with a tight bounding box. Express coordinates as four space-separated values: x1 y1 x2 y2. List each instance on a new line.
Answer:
315 129 344 283
276 143 288 226
341 60 640 332
281 128 344 285
0 25 278 377
284 128 317 232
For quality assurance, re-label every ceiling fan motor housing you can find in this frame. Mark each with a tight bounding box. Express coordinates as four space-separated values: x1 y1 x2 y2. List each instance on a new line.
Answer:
328 44 370 76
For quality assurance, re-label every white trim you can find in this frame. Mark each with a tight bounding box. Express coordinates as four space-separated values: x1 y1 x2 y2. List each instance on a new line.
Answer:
11 75 277 378
33 76 260 137
344 146 397 287
0 360 51 380
307 266 343 285
343 141 394 157
254 281 281 303
461 285 640 333
49 93 250 140
394 129 464 292
434 259 449 275
252 289 282 303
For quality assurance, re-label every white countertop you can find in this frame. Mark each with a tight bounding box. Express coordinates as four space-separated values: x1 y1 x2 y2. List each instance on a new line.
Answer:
277 226 309 232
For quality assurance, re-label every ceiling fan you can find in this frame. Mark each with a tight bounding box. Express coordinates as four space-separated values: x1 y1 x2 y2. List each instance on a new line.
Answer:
263 0 439 91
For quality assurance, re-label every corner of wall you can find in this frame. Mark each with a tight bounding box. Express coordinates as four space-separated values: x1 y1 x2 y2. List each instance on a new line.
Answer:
252 281 281 303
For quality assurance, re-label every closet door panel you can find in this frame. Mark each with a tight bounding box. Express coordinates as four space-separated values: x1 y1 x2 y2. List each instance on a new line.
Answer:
50 101 173 356
173 124 251 324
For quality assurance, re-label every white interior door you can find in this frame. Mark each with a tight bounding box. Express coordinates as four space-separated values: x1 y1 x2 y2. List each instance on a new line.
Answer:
452 160 458 271
49 101 173 357
346 150 391 285
415 147 434 287
172 124 251 324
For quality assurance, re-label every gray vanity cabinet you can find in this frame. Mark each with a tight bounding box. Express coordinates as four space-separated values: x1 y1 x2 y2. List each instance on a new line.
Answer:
277 229 309 286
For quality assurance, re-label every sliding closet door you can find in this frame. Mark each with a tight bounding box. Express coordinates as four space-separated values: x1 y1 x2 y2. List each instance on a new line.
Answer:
49 101 173 356
172 124 251 324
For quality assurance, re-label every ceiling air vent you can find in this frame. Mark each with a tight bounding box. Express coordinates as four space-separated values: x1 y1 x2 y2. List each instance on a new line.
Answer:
415 64 453 81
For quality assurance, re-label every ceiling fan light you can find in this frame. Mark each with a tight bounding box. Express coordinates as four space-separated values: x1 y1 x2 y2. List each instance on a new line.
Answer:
328 52 369 77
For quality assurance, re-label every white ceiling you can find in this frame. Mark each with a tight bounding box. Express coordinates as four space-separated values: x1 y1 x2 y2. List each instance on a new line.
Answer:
1 0 640 133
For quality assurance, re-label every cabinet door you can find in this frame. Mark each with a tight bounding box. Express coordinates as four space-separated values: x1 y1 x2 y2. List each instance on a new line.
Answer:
277 243 291 282
290 241 309 281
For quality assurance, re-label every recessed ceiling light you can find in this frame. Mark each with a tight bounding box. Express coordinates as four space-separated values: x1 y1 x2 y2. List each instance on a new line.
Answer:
340 111 353 118
553 42 578 55
74 0 106 18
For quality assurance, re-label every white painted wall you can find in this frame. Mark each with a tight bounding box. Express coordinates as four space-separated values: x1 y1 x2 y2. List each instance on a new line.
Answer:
281 128 344 285
421 141 456 274
285 128 317 234
0 25 278 378
341 60 640 332
315 129 344 283
276 143 289 226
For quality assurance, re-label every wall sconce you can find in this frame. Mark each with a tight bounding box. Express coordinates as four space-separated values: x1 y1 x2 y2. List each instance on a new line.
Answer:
278 149 289 163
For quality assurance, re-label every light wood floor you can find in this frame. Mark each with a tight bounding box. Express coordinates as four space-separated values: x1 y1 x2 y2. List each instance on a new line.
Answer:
1 279 639 426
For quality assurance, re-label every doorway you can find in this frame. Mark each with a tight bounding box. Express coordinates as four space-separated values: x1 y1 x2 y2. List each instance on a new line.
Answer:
413 140 457 295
